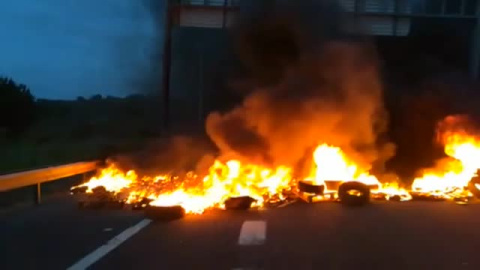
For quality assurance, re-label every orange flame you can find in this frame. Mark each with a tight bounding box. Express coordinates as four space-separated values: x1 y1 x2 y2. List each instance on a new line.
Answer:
73 144 410 214
311 144 409 200
312 144 380 187
149 160 292 213
412 117 480 199
77 164 137 193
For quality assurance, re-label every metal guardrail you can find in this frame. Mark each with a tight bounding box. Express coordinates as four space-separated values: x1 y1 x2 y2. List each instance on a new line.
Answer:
0 161 101 204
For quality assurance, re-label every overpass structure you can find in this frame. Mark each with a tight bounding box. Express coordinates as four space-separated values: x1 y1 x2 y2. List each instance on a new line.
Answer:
162 0 480 128
172 0 478 36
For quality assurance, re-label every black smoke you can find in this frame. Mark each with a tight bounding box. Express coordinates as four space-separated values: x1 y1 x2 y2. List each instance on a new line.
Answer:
205 0 394 178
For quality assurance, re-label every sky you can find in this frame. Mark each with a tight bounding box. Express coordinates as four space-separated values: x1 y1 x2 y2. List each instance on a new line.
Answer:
0 0 163 100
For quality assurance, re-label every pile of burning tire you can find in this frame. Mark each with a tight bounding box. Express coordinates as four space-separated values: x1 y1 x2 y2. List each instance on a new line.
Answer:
70 186 262 221
297 180 371 206
70 177 480 222
68 180 366 222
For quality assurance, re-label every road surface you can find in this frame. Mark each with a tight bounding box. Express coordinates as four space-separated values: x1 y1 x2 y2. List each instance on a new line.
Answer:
1 194 480 269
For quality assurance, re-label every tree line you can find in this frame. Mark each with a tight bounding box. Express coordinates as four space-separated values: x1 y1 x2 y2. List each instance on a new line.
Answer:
0 76 36 137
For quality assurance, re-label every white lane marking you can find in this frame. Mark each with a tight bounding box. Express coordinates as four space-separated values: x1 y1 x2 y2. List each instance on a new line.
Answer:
238 221 266 246
67 219 151 270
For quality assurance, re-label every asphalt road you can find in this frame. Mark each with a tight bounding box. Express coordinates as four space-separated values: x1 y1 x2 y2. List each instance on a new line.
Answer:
2 195 480 270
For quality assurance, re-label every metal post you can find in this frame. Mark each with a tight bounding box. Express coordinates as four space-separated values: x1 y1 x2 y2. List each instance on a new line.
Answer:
470 0 480 79
222 0 228 28
353 0 362 25
420 0 426 14
34 183 41 205
162 0 174 129
354 0 358 18
393 0 399 36
198 48 204 126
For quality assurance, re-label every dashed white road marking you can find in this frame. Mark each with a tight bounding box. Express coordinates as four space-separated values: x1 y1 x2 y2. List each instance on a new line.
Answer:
67 219 151 270
238 221 266 246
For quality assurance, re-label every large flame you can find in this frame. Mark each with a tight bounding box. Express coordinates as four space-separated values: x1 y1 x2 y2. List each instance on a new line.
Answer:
78 165 138 193
74 143 410 214
412 116 480 198
311 144 411 201
149 160 293 214
73 115 480 209
312 144 380 186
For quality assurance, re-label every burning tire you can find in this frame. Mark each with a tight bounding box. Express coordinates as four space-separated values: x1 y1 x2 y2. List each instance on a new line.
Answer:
132 198 154 210
224 196 256 210
324 180 342 191
338 181 370 206
145 205 185 221
75 186 116 209
468 176 480 199
410 193 446 201
70 186 88 194
298 180 324 195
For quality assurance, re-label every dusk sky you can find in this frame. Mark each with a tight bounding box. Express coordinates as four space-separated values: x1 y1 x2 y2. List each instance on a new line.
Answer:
0 0 164 100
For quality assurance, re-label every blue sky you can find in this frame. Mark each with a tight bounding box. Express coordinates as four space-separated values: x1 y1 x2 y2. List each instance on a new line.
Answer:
0 0 163 99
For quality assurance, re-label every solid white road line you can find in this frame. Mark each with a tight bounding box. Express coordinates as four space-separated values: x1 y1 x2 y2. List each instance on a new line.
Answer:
238 220 267 246
67 219 152 270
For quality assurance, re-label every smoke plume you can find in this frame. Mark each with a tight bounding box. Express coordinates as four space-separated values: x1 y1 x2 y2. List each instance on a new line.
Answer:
205 0 394 177
133 0 166 94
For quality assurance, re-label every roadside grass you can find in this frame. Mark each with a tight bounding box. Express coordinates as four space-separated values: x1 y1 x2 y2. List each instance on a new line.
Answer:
0 138 146 174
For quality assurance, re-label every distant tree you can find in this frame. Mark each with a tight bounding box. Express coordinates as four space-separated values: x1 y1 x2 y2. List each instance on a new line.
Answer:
90 94 103 101
126 94 145 100
106 95 119 100
76 96 86 101
0 76 36 135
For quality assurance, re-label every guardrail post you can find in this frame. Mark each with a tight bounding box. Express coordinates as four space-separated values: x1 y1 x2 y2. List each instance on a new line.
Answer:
34 183 41 205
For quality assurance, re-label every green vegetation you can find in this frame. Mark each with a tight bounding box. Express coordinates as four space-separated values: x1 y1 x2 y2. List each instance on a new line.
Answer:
0 76 164 174
0 77 36 136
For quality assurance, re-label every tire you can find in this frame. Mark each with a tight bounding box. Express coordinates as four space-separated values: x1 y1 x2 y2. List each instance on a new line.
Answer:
410 193 445 201
70 186 88 194
224 196 255 210
338 181 370 206
298 180 325 195
468 176 480 199
145 205 185 221
324 180 342 191
132 198 154 210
